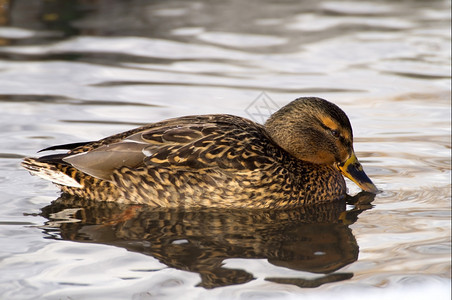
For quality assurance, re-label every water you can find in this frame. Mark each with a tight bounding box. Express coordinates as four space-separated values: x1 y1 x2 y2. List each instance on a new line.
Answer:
0 0 450 299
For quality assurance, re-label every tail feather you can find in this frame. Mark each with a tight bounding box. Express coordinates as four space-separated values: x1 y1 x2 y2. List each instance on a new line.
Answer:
21 157 83 188
38 141 93 153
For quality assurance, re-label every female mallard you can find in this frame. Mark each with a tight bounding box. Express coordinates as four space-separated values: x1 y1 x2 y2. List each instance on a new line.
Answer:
22 97 378 208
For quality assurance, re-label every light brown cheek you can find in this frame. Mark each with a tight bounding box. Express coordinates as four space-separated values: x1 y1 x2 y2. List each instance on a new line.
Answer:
306 150 336 164
337 142 349 162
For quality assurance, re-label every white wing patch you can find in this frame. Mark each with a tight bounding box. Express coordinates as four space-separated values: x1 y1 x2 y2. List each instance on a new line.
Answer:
142 148 154 157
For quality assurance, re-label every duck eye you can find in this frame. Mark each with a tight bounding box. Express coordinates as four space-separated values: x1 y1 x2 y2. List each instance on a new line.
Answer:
330 129 340 138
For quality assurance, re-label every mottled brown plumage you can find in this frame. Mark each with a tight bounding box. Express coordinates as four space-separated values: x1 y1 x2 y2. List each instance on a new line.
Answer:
22 97 377 208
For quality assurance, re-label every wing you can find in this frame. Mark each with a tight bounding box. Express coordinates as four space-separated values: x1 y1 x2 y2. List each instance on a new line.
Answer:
62 115 276 181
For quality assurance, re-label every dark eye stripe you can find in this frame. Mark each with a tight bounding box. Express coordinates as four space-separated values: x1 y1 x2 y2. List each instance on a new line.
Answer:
320 121 353 146
318 121 341 137
318 121 332 132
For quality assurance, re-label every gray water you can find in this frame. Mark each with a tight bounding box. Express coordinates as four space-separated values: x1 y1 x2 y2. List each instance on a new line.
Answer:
0 0 450 299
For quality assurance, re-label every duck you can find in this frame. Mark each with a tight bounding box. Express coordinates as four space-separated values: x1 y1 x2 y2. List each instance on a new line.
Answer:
22 97 378 209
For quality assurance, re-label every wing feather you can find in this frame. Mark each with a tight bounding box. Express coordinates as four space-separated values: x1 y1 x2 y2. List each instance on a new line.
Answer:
61 115 275 181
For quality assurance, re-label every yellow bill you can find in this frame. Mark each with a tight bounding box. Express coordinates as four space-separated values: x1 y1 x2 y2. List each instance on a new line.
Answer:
338 152 379 193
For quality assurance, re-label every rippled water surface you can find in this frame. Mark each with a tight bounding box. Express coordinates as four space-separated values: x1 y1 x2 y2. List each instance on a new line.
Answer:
0 0 450 299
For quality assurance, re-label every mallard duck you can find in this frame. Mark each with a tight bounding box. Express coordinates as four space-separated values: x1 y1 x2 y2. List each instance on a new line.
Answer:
22 97 378 208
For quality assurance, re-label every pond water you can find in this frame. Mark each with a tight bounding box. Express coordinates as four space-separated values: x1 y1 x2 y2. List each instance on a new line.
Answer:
0 0 450 299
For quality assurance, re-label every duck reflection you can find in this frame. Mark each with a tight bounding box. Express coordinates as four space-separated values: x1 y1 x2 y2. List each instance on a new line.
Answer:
39 192 374 289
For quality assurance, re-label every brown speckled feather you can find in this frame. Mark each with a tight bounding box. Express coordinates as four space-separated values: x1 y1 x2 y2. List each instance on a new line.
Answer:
23 97 379 208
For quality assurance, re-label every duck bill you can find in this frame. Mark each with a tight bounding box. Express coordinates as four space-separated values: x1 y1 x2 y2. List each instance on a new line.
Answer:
338 152 379 194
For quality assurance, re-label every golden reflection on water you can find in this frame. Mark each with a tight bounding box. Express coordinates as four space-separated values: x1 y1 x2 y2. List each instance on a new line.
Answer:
39 192 375 289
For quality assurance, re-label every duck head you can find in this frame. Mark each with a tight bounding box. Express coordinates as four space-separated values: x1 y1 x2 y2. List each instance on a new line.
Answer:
265 97 378 193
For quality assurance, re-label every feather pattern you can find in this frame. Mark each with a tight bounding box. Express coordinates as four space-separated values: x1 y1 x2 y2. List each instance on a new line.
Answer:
22 97 377 208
